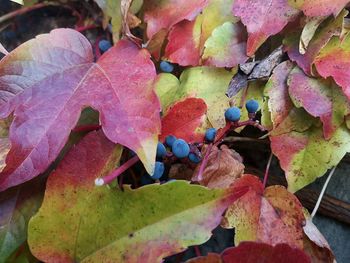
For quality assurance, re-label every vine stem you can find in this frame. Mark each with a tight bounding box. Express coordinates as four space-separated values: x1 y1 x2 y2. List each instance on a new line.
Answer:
263 152 273 188
311 166 336 218
95 156 139 186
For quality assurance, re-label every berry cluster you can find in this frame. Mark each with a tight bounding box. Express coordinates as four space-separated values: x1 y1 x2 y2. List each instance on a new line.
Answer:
146 99 260 182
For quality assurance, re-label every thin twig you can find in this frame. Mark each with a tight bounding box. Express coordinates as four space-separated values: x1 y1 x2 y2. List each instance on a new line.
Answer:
263 153 273 188
311 166 336 218
224 136 269 144
0 2 62 25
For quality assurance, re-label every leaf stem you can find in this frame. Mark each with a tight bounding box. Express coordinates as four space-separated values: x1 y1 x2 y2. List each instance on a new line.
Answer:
95 155 139 186
263 152 273 188
311 166 336 219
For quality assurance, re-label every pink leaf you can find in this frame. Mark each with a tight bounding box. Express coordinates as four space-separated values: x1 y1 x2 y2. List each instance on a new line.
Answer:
0 29 160 191
233 0 299 56
144 0 208 39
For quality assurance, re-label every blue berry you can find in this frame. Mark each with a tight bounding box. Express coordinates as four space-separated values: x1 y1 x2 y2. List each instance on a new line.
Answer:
225 107 241 122
205 128 217 142
156 142 167 158
188 152 201 163
99 39 112 53
140 174 154 185
165 135 177 147
150 161 165 180
245 99 259 113
160 61 174 73
172 139 190 158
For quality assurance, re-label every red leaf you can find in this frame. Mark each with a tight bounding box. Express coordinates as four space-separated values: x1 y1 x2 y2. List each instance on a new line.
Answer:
315 34 350 100
0 29 160 191
221 242 310 263
144 0 208 39
187 242 311 263
222 175 305 249
164 19 202 66
233 0 299 56
160 98 207 143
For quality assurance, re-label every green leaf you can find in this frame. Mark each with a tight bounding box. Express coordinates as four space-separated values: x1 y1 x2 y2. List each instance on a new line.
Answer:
202 22 248 67
175 67 233 128
271 125 350 192
28 131 241 262
154 73 180 113
95 0 143 41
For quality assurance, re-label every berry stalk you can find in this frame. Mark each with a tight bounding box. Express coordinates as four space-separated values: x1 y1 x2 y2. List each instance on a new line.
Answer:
95 155 139 186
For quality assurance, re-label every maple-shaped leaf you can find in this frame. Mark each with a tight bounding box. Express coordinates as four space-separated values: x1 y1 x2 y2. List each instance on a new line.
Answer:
283 10 347 75
163 0 239 67
154 73 180 113
271 125 350 192
0 29 160 191
192 145 244 189
28 131 246 262
175 67 233 128
222 175 305 249
160 98 208 143
202 22 248 67
0 176 45 260
288 0 349 17
94 0 143 41
288 66 350 139
187 242 311 263
233 0 300 56
143 0 208 39
315 34 350 100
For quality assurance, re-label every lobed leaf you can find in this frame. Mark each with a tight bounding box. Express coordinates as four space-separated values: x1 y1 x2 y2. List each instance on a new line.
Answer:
0 29 161 191
233 0 300 56
28 131 246 262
